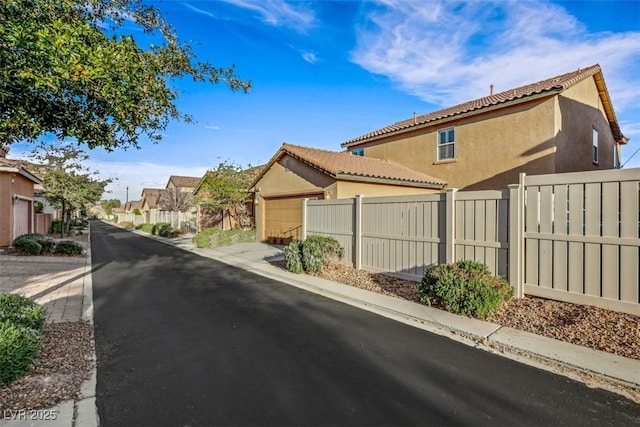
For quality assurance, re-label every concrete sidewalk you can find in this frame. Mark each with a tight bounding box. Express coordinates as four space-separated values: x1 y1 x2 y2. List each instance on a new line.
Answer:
0 236 97 427
140 232 640 397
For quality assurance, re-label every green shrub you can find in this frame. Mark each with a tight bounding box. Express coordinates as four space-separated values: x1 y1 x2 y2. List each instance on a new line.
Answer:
192 228 220 248
15 234 56 253
119 221 135 229
283 235 344 274
13 237 42 255
301 238 324 273
139 223 155 234
159 226 181 238
284 240 304 274
51 219 62 234
53 240 83 255
419 260 513 319
0 320 43 385
152 222 171 235
305 235 344 266
0 293 46 332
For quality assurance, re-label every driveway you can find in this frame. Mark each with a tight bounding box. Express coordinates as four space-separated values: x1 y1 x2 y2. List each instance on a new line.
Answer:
90 222 640 426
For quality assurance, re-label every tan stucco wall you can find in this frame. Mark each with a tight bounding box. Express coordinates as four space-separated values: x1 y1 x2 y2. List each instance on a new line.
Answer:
554 77 616 171
359 97 560 190
334 181 439 199
253 155 334 197
0 172 35 246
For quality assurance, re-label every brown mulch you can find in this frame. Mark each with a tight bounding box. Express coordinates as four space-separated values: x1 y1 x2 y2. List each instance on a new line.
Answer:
271 261 640 362
0 321 94 411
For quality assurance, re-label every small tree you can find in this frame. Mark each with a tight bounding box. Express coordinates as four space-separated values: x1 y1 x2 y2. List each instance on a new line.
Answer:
195 161 261 229
30 143 110 236
158 187 192 212
100 199 122 216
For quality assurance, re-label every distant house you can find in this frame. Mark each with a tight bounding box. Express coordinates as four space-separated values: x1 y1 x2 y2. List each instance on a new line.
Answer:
251 143 446 242
166 175 201 193
0 145 42 246
342 64 627 191
140 188 162 224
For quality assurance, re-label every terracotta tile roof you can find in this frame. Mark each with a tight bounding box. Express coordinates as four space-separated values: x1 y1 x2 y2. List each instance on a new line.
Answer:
168 175 201 189
343 64 623 146
124 200 143 211
141 188 163 209
254 143 446 188
0 157 42 183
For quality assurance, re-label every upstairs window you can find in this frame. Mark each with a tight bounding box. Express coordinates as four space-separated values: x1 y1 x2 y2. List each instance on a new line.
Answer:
437 127 455 160
592 128 598 163
351 148 364 156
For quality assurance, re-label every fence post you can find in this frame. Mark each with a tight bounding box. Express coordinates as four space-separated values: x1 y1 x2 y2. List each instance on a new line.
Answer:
508 173 526 298
354 195 363 270
301 198 309 241
445 188 457 264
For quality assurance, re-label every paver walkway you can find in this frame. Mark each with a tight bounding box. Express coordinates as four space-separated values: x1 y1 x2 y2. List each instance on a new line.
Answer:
0 254 88 323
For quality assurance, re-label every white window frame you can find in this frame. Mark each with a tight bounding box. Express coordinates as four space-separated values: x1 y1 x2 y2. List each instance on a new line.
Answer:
437 127 455 161
592 128 598 164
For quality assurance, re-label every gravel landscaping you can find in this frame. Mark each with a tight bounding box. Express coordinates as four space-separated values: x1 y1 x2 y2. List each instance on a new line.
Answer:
0 321 94 411
272 261 640 361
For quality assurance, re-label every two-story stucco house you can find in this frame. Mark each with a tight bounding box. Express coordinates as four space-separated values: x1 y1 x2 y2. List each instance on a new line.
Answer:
342 64 627 191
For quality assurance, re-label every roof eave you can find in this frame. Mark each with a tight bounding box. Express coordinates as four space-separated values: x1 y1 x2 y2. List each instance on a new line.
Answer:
342 89 563 149
336 173 446 189
0 166 42 184
593 71 626 144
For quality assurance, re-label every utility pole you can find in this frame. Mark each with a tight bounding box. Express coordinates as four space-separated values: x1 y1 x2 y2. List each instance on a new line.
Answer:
126 186 129 203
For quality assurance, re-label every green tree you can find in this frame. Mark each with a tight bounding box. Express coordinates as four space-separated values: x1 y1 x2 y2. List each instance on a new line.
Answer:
31 143 111 236
195 161 262 229
0 0 251 150
100 199 122 216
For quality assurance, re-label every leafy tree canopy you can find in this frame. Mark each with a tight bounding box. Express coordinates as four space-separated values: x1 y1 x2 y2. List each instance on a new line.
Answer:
100 198 121 215
0 0 251 150
195 160 263 229
195 161 259 213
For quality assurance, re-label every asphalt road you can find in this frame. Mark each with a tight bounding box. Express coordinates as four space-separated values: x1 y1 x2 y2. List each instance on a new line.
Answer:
90 221 640 426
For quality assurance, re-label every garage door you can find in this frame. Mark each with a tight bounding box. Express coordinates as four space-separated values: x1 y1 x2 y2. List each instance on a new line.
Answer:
264 195 322 242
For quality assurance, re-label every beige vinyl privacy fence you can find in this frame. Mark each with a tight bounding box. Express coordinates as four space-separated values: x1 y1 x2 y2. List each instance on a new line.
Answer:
303 168 640 316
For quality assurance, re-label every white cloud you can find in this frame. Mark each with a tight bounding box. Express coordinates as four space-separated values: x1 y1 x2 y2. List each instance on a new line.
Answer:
351 0 640 112
182 3 216 19
221 0 316 33
204 125 221 130
301 51 318 64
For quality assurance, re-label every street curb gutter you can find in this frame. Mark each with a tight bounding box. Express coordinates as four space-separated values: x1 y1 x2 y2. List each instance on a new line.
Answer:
218 253 640 391
76 230 99 427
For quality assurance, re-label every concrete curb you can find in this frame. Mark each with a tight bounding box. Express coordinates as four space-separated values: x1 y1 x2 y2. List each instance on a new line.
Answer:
75 229 99 427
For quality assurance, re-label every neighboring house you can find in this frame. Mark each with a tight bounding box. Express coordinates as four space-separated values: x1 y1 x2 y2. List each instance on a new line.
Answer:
0 145 42 247
122 200 144 225
140 188 162 224
342 64 628 191
165 175 201 193
251 143 446 242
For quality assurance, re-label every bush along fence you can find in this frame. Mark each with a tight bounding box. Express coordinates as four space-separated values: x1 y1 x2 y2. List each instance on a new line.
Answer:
302 168 640 316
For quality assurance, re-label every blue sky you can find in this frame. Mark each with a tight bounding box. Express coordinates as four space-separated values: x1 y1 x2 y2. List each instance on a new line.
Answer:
11 0 640 202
